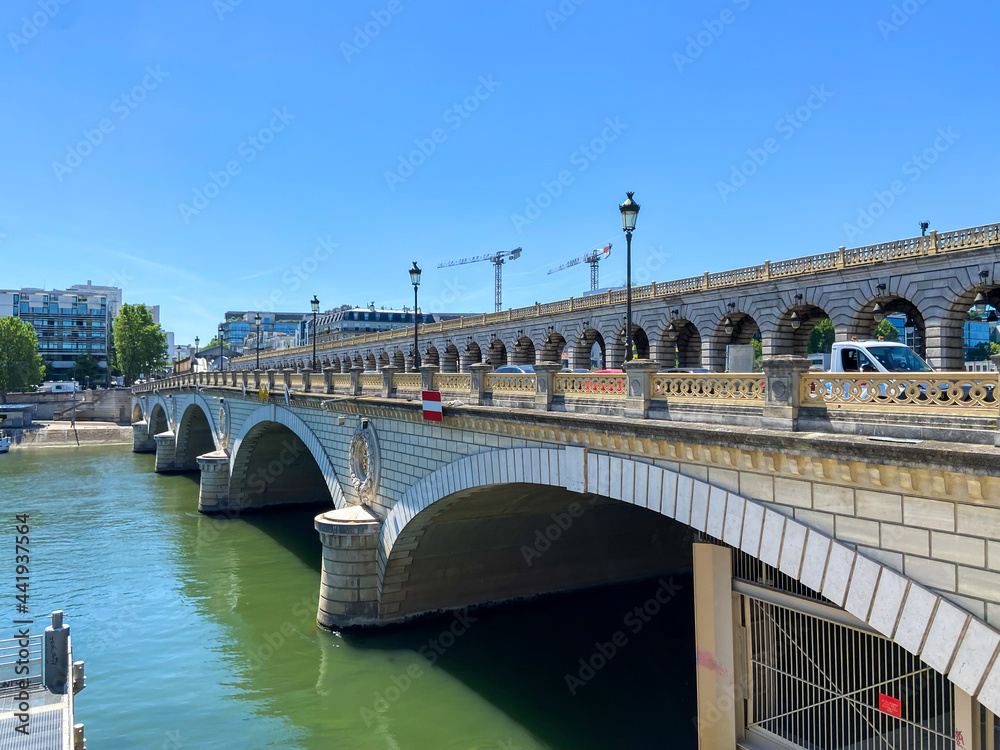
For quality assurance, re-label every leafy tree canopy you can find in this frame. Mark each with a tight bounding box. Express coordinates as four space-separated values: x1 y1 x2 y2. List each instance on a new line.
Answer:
875 319 900 342
0 317 44 403
69 354 102 385
808 318 835 354
113 304 167 385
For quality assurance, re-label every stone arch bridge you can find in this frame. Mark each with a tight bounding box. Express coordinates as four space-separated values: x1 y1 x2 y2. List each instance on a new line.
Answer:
133 368 1000 746
234 221 1000 374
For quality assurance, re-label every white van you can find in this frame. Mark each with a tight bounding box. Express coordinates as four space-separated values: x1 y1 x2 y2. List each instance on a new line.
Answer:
37 381 79 393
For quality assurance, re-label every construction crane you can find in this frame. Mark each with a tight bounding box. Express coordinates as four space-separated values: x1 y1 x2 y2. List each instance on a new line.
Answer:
438 247 522 313
547 243 612 292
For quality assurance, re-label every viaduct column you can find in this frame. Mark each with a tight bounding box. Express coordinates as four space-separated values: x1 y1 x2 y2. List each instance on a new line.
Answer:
153 432 178 473
315 506 383 629
196 451 231 513
131 421 155 453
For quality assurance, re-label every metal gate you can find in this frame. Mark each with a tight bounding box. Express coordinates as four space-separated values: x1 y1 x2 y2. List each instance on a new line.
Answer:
745 597 955 749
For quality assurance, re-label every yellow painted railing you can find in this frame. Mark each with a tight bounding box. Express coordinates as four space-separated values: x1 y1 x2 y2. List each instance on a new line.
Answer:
330 374 351 389
554 373 626 398
231 222 1000 366
361 373 382 389
799 372 998 413
433 373 472 392
486 373 536 393
651 373 765 401
393 373 422 391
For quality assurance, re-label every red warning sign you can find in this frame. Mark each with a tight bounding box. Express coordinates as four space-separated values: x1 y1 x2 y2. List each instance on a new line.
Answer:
878 693 902 718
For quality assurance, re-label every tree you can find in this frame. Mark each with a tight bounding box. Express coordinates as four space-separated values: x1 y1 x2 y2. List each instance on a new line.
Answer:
0 317 44 403
69 354 102 385
113 304 167 385
875 319 900 342
808 318 835 354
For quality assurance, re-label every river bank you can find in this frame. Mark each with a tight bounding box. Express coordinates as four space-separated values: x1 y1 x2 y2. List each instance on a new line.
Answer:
6 420 133 449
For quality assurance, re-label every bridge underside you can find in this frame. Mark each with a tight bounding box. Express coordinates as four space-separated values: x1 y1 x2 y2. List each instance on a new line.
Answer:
383 483 691 621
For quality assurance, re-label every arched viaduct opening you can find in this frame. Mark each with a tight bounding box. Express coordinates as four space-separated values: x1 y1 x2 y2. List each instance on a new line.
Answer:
381 483 691 619
131 402 144 423
229 422 334 509
659 319 702 369
174 404 216 471
148 403 169 436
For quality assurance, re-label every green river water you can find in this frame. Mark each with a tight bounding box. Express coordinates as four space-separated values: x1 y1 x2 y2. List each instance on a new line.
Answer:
0 445 696 749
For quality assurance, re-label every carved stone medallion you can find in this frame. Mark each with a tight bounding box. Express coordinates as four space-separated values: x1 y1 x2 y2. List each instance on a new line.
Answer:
349 419 380 505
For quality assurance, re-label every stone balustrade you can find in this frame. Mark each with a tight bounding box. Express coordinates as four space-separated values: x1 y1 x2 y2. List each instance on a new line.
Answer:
132 357 1000 446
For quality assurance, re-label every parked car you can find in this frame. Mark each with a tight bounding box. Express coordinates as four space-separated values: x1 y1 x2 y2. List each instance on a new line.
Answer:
560 368 591 373
657 368 711 374
494 365 534 374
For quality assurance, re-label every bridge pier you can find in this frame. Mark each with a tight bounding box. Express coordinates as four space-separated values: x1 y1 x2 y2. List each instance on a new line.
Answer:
153 432 178 472
692 543 738 749
131 421 155 453
314 506 383 629
196 451 231 513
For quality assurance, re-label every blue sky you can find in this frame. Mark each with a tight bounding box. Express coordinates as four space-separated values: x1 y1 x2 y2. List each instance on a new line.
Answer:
1 0 997 343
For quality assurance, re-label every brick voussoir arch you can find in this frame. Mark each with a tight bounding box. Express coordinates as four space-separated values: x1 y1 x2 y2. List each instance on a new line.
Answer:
378 446 1000 715
229 403 347 509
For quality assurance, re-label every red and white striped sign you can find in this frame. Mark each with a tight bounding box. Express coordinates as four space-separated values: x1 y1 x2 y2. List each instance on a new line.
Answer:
422 390 442 422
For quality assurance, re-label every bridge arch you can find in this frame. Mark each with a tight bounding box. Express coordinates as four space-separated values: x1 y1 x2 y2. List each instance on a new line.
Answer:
442 343 460 373
769 298 832 359
657 318 702 369
376 447 1000 714
539 331 567 364
460 340 482 371
148 401 169 436
228 404 346 510
570 328 605 370
611 322 650 366
392 349 406 370
131 401 144 424
486 338 507 368
174 397 220 471
511 336 536 366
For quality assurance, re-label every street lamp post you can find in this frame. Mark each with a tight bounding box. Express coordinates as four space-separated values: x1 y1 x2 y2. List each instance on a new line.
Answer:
254 313 262 370
410 262 422 372
175 345 181 373
193 337 199 372
619 192 640 363
311 295 320 371
218 324 226 371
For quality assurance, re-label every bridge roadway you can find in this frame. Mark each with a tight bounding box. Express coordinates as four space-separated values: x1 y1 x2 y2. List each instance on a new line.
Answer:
232 221 1000 375
134 359 1000 747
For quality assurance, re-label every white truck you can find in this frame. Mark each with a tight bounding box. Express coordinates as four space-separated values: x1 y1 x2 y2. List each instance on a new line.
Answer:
827 340 932 374
819 340 993 403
